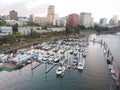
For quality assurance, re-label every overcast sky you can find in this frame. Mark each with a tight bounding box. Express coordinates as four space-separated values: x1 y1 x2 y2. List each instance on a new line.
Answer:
0 0 120 22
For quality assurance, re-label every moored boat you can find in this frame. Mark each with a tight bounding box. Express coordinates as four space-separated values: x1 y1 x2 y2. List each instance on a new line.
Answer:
77 59 85 70
56 66 65 76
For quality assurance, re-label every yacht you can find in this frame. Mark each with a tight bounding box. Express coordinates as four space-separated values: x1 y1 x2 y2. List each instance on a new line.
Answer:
82 52 87 57
77 59 85 70
56 66 65 76
0 61 4 68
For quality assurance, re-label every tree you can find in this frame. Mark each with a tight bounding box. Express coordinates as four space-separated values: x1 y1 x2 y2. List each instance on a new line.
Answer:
74 26 80 35
65 24 71 36
12 23 18 33
26 22 39 26
41 25 47 30
0 20 10 26
78 25 86 30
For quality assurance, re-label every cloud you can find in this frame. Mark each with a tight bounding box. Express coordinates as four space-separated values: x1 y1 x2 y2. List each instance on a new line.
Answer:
0 0 49 17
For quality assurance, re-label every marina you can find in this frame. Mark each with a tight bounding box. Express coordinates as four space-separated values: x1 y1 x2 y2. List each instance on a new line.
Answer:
0 34 120 90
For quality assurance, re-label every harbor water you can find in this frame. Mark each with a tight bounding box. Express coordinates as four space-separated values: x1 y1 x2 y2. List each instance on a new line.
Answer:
0 34 120 90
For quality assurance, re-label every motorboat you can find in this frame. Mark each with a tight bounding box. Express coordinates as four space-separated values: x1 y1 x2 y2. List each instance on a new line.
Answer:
54 56 60 63
72 56 78 65
56 66 65 76
110 68 115 74
108 64 113 70
77 59 85 70
42 53 50 62
69 49 73 54
52 47 59 52
0 61 4 68
48 55 55 63
73 49 78 55
82 52 87 57
103 49 106 54
60 49 65 54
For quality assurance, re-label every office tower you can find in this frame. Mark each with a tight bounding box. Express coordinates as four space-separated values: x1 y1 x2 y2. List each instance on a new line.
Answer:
29 14 34 22
9 10 18 20
80 12 92 27
47 5 55 25
68 13 79 28
99 18 107 26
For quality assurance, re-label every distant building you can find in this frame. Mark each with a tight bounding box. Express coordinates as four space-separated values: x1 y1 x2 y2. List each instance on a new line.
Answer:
68 13 79 28
1 15 10 20
18 27 41 35
5 20 18 25
59 17 67 27
29 14 34 22
9 10 18 20
118 20 120 27
18 27 65 35
47 27 65 32
53 14 59 26
34 17 49 25
0 27 13 36
99 18 107 27
47 5 55 25
80 12 92 27
109 15 118 27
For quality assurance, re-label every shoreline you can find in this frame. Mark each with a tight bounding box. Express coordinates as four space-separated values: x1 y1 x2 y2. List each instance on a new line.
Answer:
0 31 96 54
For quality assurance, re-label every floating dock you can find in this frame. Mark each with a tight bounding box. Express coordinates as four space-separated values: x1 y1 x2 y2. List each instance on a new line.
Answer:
31 62 42 70
61 66 69 77
45 64 56 73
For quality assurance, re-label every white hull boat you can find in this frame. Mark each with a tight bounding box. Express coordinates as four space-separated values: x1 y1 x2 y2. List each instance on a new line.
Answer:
56 66 65 76
77 59 85 70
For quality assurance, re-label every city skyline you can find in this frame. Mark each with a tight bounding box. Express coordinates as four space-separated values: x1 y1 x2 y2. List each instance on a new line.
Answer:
0 0 120 22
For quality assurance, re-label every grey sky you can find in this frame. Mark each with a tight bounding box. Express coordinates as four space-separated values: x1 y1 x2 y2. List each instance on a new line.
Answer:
0 0 120 22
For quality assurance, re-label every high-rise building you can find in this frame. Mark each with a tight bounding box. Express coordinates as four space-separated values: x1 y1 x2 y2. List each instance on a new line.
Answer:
9 10 18 20
68 13 79 28
118 20 120 27
34 17 49 25
99 18 107 27
59 17 67 27
109 15 118 27
80 12 92 27
47 5 55 25
29 14 34 22
1 15 10 20
53 14 59 26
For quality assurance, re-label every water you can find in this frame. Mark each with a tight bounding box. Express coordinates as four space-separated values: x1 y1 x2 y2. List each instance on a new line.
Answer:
0 34 119 90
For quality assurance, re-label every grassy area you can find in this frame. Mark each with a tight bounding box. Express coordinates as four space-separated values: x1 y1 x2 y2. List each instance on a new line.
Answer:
0 67 14 72
0 30 96 53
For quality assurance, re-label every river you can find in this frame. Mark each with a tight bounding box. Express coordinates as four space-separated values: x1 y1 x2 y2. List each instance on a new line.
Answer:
0 34 119 90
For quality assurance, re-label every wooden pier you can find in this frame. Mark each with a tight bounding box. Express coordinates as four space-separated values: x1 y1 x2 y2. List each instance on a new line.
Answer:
45 63 56 73
31 62 42 70
92 38 120 87
61 66 69 77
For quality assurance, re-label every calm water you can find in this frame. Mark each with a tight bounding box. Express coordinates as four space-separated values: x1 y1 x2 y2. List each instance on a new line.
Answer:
0 34 120 90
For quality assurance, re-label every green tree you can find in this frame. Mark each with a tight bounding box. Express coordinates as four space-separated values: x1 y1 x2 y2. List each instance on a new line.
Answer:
26 22 39 26
41 25 47 30
12 23 18 33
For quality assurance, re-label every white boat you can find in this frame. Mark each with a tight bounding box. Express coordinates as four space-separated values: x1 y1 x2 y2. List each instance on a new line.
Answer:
103 49 106 54
108 64 113 70
56 66 65 76
82 52 87 57
12 54 31 65
0 62 4 68
72 56 78 65
110 68 115 74
0 54 8 62
77 59 85 70
54 56 60 63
